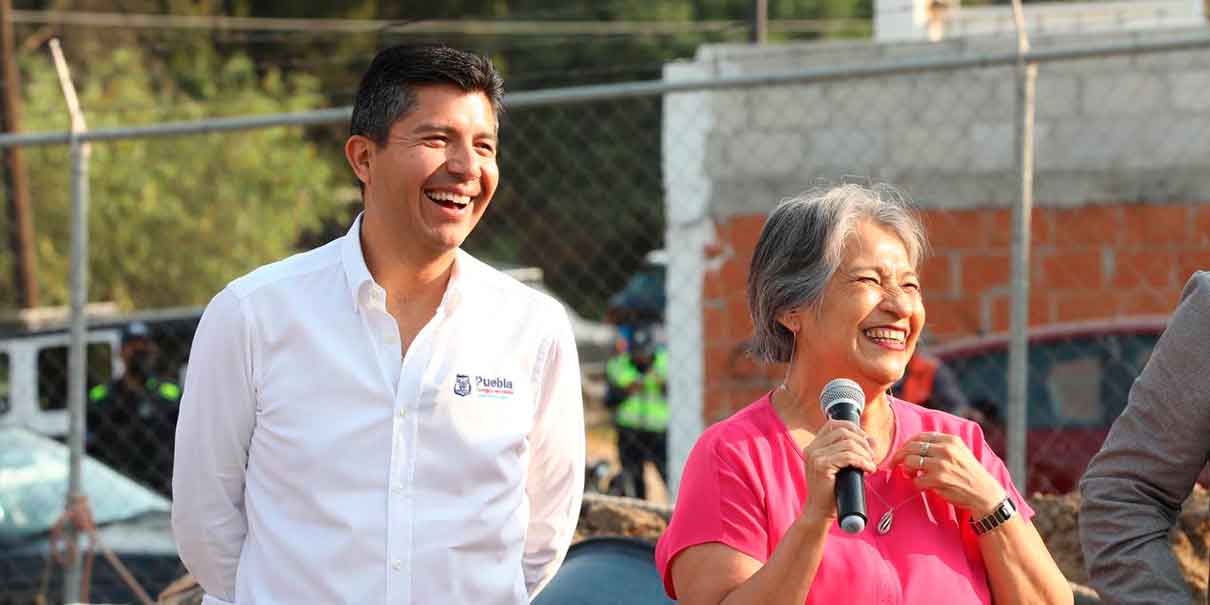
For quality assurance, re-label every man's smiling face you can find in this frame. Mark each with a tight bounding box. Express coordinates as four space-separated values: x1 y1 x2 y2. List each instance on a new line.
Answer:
362 83 499 255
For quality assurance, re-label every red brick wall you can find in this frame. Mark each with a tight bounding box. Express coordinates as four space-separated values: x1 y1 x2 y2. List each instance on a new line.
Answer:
701 203 1210 423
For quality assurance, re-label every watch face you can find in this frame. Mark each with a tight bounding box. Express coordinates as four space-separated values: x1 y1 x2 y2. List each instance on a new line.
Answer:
999 499 1015 516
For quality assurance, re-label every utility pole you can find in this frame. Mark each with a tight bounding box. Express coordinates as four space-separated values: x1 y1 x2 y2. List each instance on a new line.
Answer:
751 0 768 44
1 0 38 309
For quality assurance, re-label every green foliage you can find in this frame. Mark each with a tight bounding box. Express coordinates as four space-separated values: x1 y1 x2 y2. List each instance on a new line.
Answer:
2 45 344 310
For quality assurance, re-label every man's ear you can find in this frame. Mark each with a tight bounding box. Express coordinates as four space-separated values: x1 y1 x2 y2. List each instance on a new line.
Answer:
345 135 374 187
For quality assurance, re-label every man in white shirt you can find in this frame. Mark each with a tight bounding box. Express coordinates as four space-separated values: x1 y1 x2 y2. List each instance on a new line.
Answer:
172 44 585 604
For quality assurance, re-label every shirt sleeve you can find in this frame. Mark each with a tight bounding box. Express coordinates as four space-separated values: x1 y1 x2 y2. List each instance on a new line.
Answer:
171 287 258 603
954 420 1036 569
523 306 585 600
655 433 769 599
1079 271 1210 604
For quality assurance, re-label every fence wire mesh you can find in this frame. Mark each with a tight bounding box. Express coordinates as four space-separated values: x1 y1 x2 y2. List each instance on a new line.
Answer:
1 35 1208 603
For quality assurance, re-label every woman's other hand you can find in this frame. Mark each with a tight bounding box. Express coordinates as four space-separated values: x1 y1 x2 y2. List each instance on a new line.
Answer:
891 431 1006 517
801 420 878 525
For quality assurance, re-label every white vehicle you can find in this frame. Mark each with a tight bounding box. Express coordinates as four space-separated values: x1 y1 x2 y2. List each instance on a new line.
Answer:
0 305 198 440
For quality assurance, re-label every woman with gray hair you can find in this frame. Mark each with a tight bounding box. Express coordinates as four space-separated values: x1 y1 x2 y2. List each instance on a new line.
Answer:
655 184 1070 604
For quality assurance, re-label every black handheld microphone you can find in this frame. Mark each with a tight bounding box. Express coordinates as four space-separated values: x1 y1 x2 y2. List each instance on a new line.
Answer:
820 378 867 534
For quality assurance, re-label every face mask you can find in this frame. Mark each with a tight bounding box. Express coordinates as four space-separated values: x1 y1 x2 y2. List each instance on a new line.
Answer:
633 354 653 374
129 350 157 379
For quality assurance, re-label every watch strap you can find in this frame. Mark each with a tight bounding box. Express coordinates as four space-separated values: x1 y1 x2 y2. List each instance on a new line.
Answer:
970 497 1016 535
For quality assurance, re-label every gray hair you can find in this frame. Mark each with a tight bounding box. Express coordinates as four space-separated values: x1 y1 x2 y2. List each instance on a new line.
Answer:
746 183 928 363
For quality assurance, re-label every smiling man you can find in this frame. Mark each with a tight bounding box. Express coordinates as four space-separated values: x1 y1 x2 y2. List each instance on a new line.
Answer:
172 45 585 605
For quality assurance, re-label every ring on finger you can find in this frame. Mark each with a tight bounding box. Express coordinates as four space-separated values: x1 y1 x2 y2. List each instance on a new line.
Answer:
916 454 926 468
920 442 931 457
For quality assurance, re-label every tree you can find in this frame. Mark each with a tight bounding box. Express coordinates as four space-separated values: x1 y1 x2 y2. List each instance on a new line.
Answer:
0 44 345 309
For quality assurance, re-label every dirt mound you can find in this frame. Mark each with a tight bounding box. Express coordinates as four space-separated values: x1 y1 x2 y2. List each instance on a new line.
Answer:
1029 485 1210 604
576 493 670 543
1029 491 1087 584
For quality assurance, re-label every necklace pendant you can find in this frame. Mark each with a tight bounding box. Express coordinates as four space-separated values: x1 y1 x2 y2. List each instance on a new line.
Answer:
877 511 893 535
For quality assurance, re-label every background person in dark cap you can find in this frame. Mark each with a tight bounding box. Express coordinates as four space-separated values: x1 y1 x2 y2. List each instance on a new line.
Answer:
86 320 181 495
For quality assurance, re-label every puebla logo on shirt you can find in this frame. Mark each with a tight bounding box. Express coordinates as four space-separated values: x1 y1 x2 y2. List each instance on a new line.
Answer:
448 374 516 399
475 375 515 399
453 374 473 397
453 374 515 398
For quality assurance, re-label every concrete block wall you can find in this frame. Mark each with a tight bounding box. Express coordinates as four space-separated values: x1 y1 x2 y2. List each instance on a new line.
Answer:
691 29 1210 213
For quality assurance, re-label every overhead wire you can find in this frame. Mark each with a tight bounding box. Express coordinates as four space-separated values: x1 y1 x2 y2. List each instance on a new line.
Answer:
3 4 875 124
9 9 869 36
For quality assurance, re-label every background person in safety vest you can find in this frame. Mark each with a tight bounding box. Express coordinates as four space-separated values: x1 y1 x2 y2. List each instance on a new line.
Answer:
86 321 181 495
891 349 976 419
605 324 668 500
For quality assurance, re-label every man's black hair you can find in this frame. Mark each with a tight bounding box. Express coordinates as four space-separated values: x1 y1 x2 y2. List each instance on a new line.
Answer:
350 44 504 146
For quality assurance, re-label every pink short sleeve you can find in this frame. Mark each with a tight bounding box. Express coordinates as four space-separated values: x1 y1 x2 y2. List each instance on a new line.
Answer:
969 421 1035 521
956 420 1037 564
655 431 769 599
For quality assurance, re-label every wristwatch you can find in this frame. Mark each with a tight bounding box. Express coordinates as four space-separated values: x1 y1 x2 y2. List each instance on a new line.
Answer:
970 497 1016 535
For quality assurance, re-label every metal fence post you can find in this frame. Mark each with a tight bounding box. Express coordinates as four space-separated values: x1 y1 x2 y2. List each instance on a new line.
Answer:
1008 0 1037 492
50 38 91 604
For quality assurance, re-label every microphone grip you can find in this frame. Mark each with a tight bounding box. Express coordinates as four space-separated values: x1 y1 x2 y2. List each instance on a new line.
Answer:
824 400 866 533
836 466 867 533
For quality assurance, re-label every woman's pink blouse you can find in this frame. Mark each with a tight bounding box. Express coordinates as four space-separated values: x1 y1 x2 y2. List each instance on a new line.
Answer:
655 394 1033 604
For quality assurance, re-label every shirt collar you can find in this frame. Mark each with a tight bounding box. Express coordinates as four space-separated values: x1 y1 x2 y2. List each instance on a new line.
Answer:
341 213 377 314
342 213 472 315
442 249 471 313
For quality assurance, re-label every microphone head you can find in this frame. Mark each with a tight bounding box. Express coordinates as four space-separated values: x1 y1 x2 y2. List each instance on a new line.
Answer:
840 515 866 534
820 378 865 416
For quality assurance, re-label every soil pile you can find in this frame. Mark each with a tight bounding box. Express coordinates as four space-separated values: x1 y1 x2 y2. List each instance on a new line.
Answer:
1028 486 1209 604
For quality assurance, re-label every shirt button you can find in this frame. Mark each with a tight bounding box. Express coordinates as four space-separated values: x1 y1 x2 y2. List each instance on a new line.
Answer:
392 560 402 571
397 408 406 418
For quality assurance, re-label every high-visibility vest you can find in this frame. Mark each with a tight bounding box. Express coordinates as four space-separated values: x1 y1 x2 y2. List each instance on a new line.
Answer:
606 349 669 432
899 354 938 406
89 377 181 405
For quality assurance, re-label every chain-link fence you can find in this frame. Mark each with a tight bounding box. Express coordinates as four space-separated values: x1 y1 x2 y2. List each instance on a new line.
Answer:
2 27 1210 603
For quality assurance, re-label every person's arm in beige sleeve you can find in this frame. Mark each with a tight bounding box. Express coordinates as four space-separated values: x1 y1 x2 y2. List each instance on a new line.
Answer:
1080 271 1210 604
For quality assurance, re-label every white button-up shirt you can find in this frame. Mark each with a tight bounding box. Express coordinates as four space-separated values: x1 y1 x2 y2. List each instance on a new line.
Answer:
172 217 585 604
